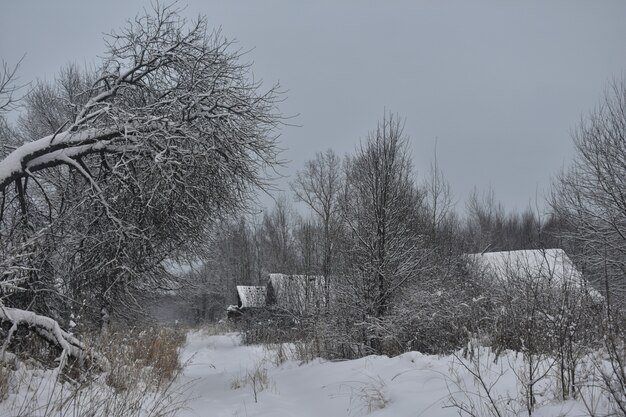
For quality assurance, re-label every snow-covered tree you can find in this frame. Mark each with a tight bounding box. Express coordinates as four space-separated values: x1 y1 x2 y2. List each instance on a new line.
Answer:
552 79 626 302
0 4 281 367
552 78 626 412
337 114 428 353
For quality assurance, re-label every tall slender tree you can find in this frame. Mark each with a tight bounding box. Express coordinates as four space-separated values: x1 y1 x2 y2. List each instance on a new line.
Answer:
341 114 424 320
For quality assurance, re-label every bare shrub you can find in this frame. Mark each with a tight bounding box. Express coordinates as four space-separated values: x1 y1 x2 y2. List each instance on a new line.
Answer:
263 343 290 367
248 364 270 403
230 361 274 403
336 373 389 415
293 339 319 363
575 321 626 416
445 347 517 417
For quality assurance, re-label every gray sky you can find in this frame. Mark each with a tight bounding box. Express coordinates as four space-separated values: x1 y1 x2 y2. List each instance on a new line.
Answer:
2 1 626 214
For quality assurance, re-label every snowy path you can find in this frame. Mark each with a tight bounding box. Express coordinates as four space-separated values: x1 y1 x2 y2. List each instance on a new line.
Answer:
176 332 465 417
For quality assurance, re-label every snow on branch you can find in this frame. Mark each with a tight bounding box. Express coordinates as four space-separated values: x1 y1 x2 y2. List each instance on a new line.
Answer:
0 306 86 370
0 3 280 201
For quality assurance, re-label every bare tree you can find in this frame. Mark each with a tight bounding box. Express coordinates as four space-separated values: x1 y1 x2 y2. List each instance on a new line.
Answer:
465 188 506 253
0 4 281 368
552 78 626 414
423 140 454 241
261 196 296 274
0 59 26 162
0 57 26 114
293 216 322 276
291 149 343 304
552 79 626 301
339 113 426 352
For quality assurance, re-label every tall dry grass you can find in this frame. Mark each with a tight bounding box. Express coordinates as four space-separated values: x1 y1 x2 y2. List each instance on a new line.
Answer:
1 325 189 417
101 326 186 390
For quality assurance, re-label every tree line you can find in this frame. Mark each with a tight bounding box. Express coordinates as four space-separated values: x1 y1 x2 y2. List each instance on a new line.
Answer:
192 114 564 323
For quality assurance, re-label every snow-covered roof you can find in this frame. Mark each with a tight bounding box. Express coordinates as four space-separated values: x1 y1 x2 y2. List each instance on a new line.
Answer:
267 273 327 314
236 285 267 308
268 273 324 287
468 248 602 300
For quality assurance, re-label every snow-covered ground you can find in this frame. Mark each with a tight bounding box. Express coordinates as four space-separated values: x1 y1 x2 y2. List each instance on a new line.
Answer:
176 332 590 417
0 331 604 416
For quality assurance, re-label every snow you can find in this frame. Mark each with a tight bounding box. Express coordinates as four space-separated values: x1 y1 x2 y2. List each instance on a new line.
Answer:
175 332 590 417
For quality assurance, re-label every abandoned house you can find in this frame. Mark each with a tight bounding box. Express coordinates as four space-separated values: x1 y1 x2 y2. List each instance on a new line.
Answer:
227 274 327 318
468 248 602 301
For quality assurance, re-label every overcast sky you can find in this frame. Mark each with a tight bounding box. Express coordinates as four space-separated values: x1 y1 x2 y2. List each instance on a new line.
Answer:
2 1 626 214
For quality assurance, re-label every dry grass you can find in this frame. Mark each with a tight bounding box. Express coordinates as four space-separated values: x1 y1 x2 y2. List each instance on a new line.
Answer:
5 367 189 417
229 374 245 390
247 364 271 403
350 375 389 414
0 363 13 401
229 361 274 403
1 325 190 416
101 326 186 391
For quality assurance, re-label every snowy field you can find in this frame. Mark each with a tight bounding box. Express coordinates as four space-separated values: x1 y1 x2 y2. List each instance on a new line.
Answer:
0 330 609 416
176 332 591 417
